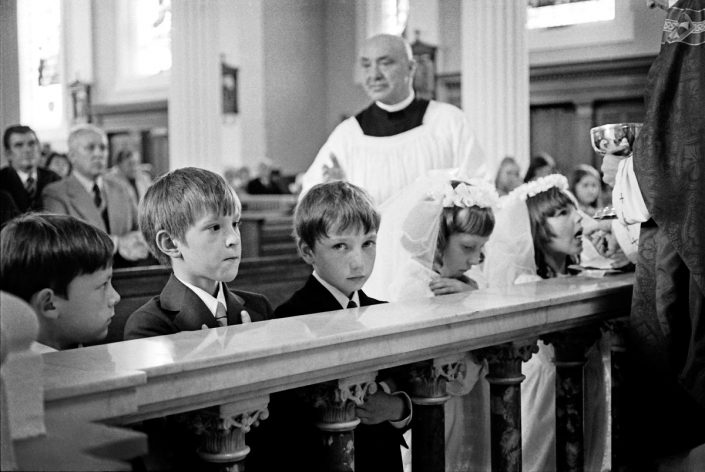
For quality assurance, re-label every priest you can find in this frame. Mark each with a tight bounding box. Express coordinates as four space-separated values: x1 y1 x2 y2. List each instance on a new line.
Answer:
300 34 491 206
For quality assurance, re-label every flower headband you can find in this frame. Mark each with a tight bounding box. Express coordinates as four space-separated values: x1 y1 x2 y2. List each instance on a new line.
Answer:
431 180 499 209
509 174 569 202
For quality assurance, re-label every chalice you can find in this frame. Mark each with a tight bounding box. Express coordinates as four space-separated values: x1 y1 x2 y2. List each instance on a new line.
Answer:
589 122 643 219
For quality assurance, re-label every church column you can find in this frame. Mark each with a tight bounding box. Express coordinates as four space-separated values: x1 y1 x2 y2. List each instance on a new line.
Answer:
169 0 222 172
408 355 465 472
311 373 378 472
189 396 269 471
544 327 601 472
476 340 539 472
461 0 530 173
0 0 20 164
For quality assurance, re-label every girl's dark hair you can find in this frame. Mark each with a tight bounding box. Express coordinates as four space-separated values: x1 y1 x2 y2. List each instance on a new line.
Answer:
525 187 576 279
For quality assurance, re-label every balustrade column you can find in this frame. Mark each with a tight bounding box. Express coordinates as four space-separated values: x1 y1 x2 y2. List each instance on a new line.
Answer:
310 373 378 472
477 340 539 472
604 318 628 472
189 396 269 471
408 355 465 472
544 327 600 472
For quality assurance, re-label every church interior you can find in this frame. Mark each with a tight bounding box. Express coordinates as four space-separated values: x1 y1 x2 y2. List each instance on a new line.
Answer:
3 0 704 471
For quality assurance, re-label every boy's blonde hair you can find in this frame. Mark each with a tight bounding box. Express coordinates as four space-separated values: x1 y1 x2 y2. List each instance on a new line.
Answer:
294 181 380 250
139 167 241 265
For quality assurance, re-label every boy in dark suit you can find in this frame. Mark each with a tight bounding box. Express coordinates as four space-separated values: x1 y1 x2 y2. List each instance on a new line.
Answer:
0 213 118 352
272 181 410 472
122 167 273 470
0 125 60 213
124 167 272 339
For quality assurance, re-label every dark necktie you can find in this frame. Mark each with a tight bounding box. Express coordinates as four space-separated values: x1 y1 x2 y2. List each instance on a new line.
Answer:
25 176 36 198
92 182 102 208
215 302 228 327
347 299 358 309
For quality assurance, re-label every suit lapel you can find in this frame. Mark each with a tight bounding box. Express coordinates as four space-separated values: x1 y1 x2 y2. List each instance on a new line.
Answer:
159 275 218 331
65 175 106 232
303 276 344 312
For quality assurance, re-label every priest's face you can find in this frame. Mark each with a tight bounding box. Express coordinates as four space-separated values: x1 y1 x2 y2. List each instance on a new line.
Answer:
359 34 415 106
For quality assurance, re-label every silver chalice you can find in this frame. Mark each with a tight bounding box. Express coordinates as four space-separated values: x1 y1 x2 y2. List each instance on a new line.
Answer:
589 122 643 219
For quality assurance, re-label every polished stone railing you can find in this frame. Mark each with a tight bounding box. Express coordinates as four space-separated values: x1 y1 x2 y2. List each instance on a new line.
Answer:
39 273 633 472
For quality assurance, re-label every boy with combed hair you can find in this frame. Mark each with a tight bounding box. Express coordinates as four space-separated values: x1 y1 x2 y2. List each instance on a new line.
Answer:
271 181 410 472
124 167 272 340
0 213 119 351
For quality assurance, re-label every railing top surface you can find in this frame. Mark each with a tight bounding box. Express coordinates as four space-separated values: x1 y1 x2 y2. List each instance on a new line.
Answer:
41 274 633 416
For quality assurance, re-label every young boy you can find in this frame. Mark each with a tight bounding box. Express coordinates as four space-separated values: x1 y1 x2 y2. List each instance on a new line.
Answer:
123 167 272 340
272 181 410 472
0 213 119 351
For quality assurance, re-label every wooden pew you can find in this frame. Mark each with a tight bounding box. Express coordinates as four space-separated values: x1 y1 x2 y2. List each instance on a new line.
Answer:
41 274 634 471
240 212 296 258
107 254 310 344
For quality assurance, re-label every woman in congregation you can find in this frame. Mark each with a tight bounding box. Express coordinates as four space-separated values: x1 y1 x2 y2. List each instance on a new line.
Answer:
484 173 610 472
365 171 498 472
570 164 603 217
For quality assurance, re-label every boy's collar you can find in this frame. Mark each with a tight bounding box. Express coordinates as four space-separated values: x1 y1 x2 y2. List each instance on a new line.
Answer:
312 271 360 309
173 274 226 317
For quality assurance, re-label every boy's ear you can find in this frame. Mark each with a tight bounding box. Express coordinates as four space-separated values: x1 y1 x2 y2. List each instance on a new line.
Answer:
29 288 60 320
155 230 181 259
297 240 315 266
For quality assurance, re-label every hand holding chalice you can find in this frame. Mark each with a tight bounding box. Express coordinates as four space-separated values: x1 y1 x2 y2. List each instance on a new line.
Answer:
589 123 642 219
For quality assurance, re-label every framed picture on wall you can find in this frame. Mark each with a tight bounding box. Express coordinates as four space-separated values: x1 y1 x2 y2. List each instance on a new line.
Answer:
69 80 92 124
222 60 238 115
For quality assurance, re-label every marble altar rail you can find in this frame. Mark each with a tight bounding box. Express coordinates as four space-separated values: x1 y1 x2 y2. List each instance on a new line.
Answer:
40 273 634 472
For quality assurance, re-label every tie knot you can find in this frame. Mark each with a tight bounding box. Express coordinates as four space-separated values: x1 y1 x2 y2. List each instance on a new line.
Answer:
215 302 228 327
346 299 357 309
25 176 36 196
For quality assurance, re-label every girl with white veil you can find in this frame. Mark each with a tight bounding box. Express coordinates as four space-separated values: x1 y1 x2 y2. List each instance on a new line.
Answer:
484 174 609 472
365 171 499 472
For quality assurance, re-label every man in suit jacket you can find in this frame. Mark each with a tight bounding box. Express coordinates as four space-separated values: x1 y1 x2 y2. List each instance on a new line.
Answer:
124 273 272 339
1 125 60 212
41 124 148 266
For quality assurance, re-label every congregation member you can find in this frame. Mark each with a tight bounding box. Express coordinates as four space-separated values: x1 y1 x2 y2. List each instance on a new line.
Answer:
106 149 152 205
123 167 273 340
570 164 603 217
270 181 410 472
364 174 498 472
0 213 119 352
41 124 150 267
44 151 72 178
598 0 705 467
524 152 557 182
494 155 523 196
300 33 491 206
0 124 60 213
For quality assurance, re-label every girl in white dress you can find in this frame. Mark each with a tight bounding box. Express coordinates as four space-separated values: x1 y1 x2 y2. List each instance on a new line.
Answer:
484 174 610 472
365 171 499 472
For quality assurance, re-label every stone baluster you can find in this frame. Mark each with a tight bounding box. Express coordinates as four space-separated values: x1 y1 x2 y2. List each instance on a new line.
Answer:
310 373 378 472
544 327 600 472
189 396 269 471
407 355 465 472
476 340 539 472
604 318 628 472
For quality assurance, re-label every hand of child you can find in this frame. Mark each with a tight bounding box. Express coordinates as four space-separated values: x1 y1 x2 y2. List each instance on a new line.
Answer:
355 390 406 425
429 277 476 296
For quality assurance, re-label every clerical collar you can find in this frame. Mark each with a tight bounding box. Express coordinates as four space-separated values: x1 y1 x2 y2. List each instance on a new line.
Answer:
375 91 415 113
313 271 360 309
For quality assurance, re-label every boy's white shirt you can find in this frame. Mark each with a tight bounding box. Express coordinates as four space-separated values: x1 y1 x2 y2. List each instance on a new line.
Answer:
175 275 226 319
312 270 412 429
